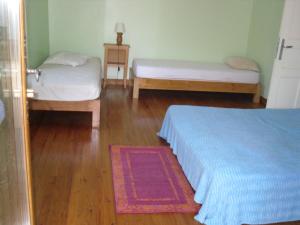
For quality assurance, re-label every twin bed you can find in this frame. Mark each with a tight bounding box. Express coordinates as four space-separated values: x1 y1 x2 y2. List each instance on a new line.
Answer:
27 54 102 128
159 106 300 225
132 58 261 103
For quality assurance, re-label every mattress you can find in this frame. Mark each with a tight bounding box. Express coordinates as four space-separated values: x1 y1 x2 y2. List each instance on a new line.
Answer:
27 57 102 101
159 106 300 225
133 59 259 84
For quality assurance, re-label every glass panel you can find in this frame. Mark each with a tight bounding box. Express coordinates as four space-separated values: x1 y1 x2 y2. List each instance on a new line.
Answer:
0 0 32 225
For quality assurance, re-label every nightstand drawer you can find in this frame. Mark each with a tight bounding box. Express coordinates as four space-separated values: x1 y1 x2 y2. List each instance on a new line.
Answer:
107 49 127 65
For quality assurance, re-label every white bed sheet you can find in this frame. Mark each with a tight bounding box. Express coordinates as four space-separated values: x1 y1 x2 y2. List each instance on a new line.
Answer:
133 58 259 84
27 57 102 101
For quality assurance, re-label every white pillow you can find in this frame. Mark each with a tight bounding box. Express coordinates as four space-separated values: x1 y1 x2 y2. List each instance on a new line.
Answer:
225 56 260 72
44 52 89 67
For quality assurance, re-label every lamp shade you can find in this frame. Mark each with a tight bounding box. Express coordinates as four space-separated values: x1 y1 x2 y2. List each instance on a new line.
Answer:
115 23 125 33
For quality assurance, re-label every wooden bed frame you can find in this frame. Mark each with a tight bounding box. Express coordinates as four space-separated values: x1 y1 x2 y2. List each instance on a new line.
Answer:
29 98 101 128
132 72 261 103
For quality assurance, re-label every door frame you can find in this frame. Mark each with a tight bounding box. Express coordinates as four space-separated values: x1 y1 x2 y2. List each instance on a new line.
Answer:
19 0 35 224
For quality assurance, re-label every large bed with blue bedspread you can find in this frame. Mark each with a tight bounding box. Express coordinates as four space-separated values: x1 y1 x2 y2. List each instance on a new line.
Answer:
159 106 300 225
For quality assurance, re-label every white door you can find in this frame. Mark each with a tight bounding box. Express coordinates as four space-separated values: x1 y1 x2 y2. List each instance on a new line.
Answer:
267 0 300 108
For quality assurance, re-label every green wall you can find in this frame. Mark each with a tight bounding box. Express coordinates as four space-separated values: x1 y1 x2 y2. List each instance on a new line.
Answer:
26 0 50 68
48 0 105 57
48 0 254 63
247 0 284 98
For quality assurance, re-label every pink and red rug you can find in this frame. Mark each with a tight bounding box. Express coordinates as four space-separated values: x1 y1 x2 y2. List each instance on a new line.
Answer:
110 145 200 214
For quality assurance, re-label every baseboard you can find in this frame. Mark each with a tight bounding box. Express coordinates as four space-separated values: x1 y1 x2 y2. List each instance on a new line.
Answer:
102 79 133 87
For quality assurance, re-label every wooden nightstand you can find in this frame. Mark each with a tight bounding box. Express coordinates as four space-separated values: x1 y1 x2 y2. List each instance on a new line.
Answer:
103 43 130 88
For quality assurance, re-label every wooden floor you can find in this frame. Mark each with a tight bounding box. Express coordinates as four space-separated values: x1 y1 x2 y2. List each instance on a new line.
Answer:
30 86 300 225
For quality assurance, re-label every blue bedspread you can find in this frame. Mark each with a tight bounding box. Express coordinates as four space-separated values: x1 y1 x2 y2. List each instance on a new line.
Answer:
159 106 300 225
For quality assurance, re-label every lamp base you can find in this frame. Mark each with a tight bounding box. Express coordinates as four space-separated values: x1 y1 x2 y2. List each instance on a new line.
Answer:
116 33 123 45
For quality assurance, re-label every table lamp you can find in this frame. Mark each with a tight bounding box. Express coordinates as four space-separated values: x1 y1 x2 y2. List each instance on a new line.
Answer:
115 23 125 45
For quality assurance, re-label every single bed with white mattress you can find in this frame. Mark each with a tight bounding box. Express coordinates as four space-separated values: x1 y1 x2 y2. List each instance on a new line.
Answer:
132 58 261 102
27 54 102 128
133 59 259 84
27 57 101 101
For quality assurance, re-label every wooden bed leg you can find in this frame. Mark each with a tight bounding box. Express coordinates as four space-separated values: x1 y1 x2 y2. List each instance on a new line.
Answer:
253 84 261 103
92 101 100 128
133 78 139 99
92 110 100 128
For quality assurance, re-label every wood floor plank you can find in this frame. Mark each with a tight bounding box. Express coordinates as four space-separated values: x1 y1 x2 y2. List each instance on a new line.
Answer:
30 86 300 225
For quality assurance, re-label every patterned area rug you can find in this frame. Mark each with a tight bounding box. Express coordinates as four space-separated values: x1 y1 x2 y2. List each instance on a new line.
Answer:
110 145 200 214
